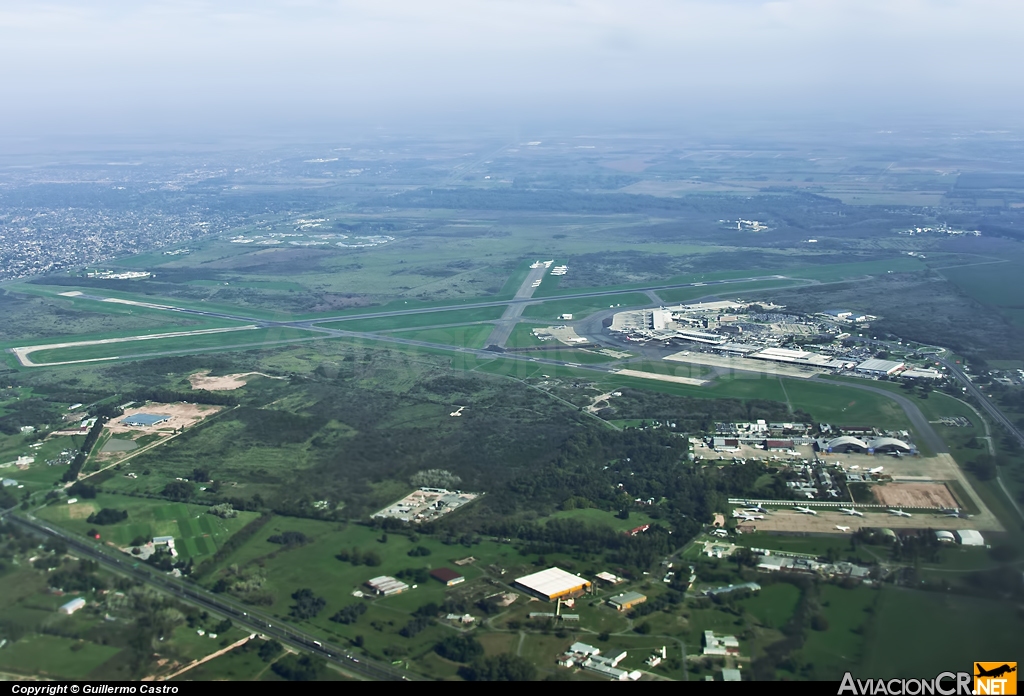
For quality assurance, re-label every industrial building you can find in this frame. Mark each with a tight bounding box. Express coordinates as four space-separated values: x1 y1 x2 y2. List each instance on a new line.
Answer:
855 359 906 377
703 631 740 656
703 581 761 597
429 568 465 586
121 413 171 427
60 598 87 615
366 576 410 596
956 530 985 546
607 591 647 612
515 567 591 601
816 436 913 454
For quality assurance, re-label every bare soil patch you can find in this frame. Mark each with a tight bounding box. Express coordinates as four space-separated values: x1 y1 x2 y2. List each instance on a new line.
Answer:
871 483 958 509
106 403 223 435
188 371 279 391
67 503 97 519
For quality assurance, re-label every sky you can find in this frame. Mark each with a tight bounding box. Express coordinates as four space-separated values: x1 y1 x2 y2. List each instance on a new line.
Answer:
1 1 1022 139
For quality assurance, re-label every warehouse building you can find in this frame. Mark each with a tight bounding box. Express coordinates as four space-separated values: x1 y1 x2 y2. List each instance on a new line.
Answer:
366 576 410 596
60 598 87 615
607 591 647 612
121 413 171 427
956 530 985 547
816 436 913 454
855 359 906 377
515 567 591 601
429 568 465 586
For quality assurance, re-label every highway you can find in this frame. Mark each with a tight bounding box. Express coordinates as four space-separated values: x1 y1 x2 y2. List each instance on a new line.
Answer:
937 357 1024 449
2 512 420 682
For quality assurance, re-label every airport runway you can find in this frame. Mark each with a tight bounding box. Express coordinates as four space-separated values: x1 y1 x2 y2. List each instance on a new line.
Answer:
483 263 549 348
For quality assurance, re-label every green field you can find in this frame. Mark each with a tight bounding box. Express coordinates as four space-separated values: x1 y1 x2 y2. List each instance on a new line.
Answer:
388 324 494 349
36 494 260 563
0 634 121 679
521 292 652 320
941 261 1024 327
797 583 880 679
861 588 1022 678
504 322 550 349
737 581 802 629
545 507 656 532
656 279 809 304
26 327 319 365
320 306 507 333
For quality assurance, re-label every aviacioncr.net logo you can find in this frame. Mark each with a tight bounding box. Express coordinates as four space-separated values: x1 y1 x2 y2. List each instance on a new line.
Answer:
839 672 973 695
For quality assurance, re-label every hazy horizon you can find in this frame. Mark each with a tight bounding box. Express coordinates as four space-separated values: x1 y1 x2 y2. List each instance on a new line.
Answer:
2 1 1023 142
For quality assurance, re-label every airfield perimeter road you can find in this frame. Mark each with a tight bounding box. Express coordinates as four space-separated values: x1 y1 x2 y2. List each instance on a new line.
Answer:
2 511 420 682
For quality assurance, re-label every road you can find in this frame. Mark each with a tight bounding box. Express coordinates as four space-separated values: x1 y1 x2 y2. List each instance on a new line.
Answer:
3 512 420 682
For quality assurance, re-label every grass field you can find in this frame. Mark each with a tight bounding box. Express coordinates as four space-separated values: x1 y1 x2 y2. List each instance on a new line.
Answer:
737 582 801 629
26 327 319 365
656 279 809 304
504 323 550 349
0 634 121 680
797 583 880 679
195 516 540 668
545 507 656 532
861 587 1022 678
389 324 494 349
940 261 1024 327
521 292 652 320
320 306 506 333
36 493 260 563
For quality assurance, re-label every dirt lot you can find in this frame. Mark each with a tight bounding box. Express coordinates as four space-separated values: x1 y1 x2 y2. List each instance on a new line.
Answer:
67 502 97 519
106 403 223 435
872 483 959 509
188 371 279 391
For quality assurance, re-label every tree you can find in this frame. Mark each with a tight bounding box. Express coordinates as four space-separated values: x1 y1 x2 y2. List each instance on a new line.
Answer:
272 654 325 681
289 589 326 620
258 640 284 662
86 508 128 525
459 654 537 681
161 481 195 501
434 635 484 663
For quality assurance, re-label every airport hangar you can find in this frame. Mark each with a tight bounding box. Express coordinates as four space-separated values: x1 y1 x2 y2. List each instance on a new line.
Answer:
515 567 592 601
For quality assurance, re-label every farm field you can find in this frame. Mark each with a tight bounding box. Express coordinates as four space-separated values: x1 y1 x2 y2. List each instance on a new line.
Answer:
36 493 260 563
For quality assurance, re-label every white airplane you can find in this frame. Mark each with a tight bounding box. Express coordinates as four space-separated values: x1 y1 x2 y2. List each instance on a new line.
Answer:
735 513 764 522
888 508 912 517
742 504 769 514
835 525 851 532
839 507 864 517
794 506 817 515
868 466 884 474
